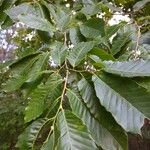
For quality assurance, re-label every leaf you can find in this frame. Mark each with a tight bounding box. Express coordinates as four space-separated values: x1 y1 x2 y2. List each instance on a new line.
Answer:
10 52 40 74
111 33 130 55
18 14 55 34
3 74 28 92
17 118 51 150
50 42 68 66
57 110 98 150
27 52 50 81
92 74 150 134
0 60 13 70
67 41 95 67
103 59 150 77
57 10 70 31
69 27 86 44
80 18 105 38
25 73 62 122
5 3 35 21
89 48 115 61
3 52 48 92
133 78 150 92
105 22 126 39
42 2 70 31
67 88 127 150
41 132 55 150
78 78 127 149
0 0 17 24
133 0 149 12
81 3 100 16
1 16 14 29
3 55 39 92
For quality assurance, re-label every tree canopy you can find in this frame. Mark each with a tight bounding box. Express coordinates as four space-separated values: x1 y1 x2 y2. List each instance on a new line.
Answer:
0 0 150 149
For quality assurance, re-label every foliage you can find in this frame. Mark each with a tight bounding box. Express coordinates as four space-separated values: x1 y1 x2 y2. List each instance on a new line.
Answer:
0 0 150 150
0 72 25 150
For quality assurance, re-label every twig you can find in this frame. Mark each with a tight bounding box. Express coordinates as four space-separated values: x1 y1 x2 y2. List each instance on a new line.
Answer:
134 23 141 59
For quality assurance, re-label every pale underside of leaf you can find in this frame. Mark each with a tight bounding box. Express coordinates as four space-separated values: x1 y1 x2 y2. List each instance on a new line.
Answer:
103 60 150 77
18 14 55 34
67 89 125 150
77 78 127 149
5 3 35 20
92 74 150 134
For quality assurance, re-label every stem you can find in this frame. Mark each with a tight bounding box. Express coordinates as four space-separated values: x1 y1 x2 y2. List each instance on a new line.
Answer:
134 23 141 59
51 60 69 127
50 33 69 128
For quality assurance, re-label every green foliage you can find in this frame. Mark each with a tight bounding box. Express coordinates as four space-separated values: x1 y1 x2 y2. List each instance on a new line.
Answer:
1 0 150 149
57 110 98 150
103 60 150 77
67 41 95 67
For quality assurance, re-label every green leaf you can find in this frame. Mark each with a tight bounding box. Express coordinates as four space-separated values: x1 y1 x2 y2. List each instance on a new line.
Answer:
67 88 127 150
50 42 68 66
25 73 62 122
0 60 13 70
80 18 105 38
89 48 115 61
0 0 17 24
78 78 127 149
105 22 126 39
111 33 130 55
69 27 86 44
81 3 100 16
92 74 150 134
57 10 70 31
10 52 40 74
42 2 70 31
27 52 50 81
103 60 150 77
1 15 14 29
3 74 28 92
17 118 51 150
5 3 35 21
133 78 150 92
57 110 98 150
133 0 149 12
3 54 39 92
67 41 94 67
3 52 49 92
41 132 55 150
18 14 55 34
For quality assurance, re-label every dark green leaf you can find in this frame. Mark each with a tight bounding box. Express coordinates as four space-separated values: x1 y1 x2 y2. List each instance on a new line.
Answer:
133 78 150 92
105 22 126 39
57 110 98 150
67 41 95 67
111 33 130 55
17 118 50 150
80 18 105 38
89 48 115 61
50 42 68 66
25 73 62 122
41 132 55 150
69 27 86 44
